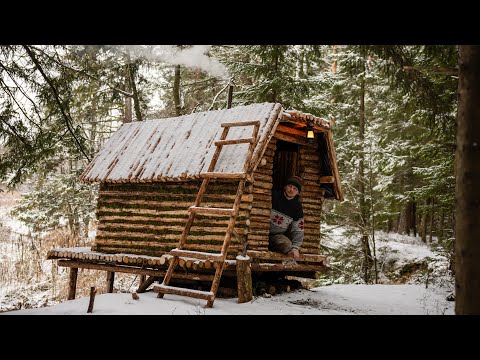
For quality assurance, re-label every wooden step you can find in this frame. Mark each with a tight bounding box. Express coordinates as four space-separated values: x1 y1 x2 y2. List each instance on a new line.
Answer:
215 138 254 146
189 206 235 215
199 172 246 179
221 120 260 128
170 248 224 261
154 284 214 300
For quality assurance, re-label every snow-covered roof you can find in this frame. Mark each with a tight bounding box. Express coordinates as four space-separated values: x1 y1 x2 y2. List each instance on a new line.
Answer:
81 103 282 183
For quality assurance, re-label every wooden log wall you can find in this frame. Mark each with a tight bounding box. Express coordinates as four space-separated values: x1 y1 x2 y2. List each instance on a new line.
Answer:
93 182 253 259
248 137 276 252
298 144 325 253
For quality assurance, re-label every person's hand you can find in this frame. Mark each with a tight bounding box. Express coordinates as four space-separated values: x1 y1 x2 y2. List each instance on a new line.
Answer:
289 249 300 260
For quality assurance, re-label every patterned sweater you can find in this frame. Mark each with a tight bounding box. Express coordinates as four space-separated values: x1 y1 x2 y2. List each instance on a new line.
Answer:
269 189 304 250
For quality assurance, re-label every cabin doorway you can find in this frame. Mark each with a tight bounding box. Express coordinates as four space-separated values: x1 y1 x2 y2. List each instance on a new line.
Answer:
272 140 300 191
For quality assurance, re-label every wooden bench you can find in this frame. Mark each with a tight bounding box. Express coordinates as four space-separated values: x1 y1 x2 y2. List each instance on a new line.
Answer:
47 247 329 300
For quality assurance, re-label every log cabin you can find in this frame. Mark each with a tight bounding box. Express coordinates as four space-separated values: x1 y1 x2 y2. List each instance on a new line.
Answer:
47 102 343 305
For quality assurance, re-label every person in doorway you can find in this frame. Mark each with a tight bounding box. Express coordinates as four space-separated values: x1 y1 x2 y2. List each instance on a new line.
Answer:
269 175 304 263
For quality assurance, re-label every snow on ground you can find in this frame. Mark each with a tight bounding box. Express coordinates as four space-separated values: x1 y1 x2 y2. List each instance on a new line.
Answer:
2 283 454 315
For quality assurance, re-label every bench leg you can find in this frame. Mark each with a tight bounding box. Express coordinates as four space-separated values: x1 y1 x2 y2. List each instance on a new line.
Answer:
106 271 115 293
68 268 78 300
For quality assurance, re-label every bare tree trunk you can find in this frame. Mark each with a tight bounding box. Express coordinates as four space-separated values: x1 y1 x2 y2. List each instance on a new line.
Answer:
173 65 182 116
411 199 417 237
128 61 143 121
429 197 435 243
455 45 480 314
359 71 372 283
124 96 132 123
440 208 445 240
420 199 428 242
124 64 132 123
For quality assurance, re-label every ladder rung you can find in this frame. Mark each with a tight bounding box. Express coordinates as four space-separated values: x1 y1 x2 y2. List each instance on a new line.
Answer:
189 206 235 215
154 284 214 300
199 172 246 179
215 138 254 146
170 248 224 261
221 121 260 128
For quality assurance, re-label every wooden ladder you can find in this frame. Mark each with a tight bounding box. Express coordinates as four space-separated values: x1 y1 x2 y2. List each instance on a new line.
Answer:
155 120 260 307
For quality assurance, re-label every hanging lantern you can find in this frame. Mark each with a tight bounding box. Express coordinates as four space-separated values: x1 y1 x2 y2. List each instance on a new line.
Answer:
306 121 315 145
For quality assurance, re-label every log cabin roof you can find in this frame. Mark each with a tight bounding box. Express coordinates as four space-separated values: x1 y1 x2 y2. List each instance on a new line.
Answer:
80 102 343 200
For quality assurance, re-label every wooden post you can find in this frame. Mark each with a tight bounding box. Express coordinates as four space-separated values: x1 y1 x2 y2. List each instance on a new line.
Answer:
236 255 253 303
227 80 234 108
106 271 115 293
87 287 97 313
68 267 78 300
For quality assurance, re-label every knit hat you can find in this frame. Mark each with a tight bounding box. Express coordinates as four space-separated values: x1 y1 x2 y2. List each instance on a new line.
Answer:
285 176 303 192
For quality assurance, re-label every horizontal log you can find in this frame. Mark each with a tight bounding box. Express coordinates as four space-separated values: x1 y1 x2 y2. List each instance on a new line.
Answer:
254 168 273 176
99 198 253 210
246 239 320 250
302 167 321 174
252 180 273 190
253 173 272 182
251 187 272 195
249 208 271 217
98 223 248 235
99 191 253 202
300 153 320 161
57 260 214 281
94 241 242 253
273 132 305 145
98 216 250 227
302 173 321 181
251 193 271 202
276 124 308 137
221 120 260 128
320 176 335 183
247 250 327 263
96 232 244 244
97 207 189 216
250 262 326 272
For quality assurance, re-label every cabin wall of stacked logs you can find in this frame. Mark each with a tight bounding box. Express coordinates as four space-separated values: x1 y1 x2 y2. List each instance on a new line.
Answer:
92 131 325 259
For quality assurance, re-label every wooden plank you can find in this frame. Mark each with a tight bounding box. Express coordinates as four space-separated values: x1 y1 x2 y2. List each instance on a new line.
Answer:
154 284 213 300
247 250 326 263
221 120 260 128
250 262 326 272
170 248 223 261
215 138 254 146
57 260 214 281
276 124 307 137
200 172 246 179
189 206 235 215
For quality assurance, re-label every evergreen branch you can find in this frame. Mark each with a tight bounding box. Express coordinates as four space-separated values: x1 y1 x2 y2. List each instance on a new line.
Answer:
28 45 134 97
23 45 91 162
0 117 32 149
0 76 42 134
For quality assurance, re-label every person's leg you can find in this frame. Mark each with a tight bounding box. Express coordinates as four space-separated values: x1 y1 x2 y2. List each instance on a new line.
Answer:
268 234 292 253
